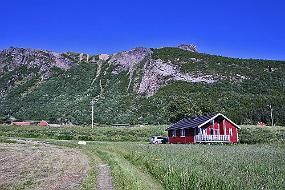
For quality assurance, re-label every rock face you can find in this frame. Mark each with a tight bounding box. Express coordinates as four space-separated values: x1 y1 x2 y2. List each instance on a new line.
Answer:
109 47 152 91
109 47 152 70
79 53 90 62
178 44 198 52
137 59 215 96
107 47 214 96
0 47 75 79
99 54 110 61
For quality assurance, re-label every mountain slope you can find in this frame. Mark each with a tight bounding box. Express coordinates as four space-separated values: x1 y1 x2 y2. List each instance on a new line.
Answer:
0 46 284 125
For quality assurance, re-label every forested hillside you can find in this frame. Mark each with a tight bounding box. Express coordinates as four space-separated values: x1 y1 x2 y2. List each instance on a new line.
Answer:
0 46 284 125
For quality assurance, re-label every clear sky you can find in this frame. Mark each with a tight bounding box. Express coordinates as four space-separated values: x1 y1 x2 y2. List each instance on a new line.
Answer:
1 0 284 60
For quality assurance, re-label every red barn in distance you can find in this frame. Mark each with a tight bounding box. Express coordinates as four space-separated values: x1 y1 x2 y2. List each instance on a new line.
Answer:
11 121 32 126
38 120 49 126
11 120 49 126
166 113 240 144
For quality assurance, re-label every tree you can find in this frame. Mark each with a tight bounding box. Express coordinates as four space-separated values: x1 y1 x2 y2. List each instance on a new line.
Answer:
167 96 202 123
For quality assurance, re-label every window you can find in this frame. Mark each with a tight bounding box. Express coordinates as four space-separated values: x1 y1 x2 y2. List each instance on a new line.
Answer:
214 129 220 135
199 128 206 135
181 129 185 137
229 128 233 136
210 128 214 135
172 129 176 137
196 128 200 135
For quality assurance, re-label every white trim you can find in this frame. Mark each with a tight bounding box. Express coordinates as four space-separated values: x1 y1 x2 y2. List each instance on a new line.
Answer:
198 113 240 129
229 128 233 136
195 135 231 142
223 119 226 135
181 128 185 137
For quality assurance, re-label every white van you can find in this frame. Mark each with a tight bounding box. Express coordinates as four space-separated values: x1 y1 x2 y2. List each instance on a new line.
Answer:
149 136 168 144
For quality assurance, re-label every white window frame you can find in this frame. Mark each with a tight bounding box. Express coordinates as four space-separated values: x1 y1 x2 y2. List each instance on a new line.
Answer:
223 119 227 135
229 128 233 136
181 129 185 137
172 129 176 137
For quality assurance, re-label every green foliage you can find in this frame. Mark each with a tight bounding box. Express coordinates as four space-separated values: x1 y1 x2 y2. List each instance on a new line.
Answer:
166 96 203 123
0 115 8 124
152 80 285 125
240 125 285 144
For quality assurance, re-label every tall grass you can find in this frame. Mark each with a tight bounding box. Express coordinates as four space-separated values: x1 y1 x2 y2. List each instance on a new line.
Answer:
92 142 285 190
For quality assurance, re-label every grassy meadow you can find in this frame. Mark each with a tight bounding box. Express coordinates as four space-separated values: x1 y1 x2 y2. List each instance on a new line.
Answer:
1 124 285 189
90 142 285 190
50 140 285 190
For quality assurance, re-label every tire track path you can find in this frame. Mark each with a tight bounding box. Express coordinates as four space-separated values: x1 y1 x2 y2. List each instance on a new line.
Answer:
96 163 114 190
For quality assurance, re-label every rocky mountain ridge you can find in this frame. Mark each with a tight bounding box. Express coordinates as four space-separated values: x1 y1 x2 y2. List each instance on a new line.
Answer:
0 44 223 96
0 44 284 125
0 47 74 78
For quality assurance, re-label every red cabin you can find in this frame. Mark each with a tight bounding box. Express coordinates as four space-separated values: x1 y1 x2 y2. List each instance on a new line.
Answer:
166 113 240 144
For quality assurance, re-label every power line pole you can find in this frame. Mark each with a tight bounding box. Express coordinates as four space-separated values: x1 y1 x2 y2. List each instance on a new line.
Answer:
91 95 101 129
269 104 274 127
91 99 94 129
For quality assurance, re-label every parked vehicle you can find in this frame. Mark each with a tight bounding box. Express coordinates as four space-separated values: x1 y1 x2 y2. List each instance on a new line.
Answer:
149 136 168 144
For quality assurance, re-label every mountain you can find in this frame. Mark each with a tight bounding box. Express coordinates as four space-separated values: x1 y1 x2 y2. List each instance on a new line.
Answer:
0 45 285 125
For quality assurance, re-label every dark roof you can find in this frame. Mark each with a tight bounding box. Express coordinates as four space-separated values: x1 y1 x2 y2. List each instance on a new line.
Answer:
166 113 216 130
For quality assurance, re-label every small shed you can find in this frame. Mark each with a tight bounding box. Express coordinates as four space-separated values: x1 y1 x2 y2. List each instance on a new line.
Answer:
166 113 240 144
38 120 49 126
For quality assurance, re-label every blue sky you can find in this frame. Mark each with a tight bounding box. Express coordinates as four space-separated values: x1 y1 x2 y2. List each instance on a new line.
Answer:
1 0 284 60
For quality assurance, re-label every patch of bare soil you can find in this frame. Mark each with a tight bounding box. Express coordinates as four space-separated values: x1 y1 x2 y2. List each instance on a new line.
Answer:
96 164 114 190
0 142 89 190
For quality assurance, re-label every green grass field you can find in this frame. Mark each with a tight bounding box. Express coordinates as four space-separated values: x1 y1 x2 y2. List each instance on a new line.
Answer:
1 124 285 189
88 142 285 190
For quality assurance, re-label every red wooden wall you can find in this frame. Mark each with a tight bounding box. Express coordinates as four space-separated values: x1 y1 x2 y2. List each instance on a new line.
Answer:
168 128 195 144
